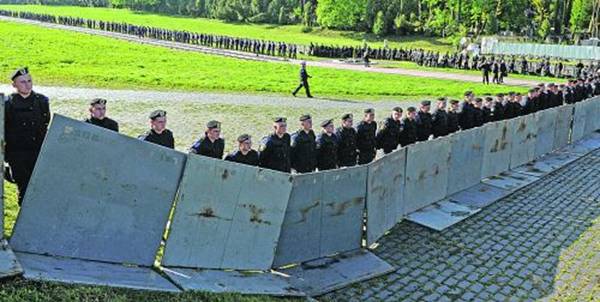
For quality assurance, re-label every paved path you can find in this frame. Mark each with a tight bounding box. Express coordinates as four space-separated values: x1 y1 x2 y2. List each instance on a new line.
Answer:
321 148 600 301
0 84 421 110
0 16 540 87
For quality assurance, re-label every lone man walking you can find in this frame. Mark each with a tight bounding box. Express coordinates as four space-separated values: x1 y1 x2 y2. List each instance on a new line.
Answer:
292 61 313 98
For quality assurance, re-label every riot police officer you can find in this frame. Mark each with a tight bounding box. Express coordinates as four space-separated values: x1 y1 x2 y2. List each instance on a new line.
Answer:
316 119 338 171
356 108 377 165
416 100 433 141
189 120 224 159
5 67 50 205
259 117 291 173
138 110 174 149
376 107 403 154
225 134 259 166
84 98 119 132
399 107 418 146
431 98 449 137
336 113 358 167
290 114 317 173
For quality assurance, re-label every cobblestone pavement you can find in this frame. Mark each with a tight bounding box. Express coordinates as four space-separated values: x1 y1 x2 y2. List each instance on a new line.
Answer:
322 149 600 301
0 16 539 87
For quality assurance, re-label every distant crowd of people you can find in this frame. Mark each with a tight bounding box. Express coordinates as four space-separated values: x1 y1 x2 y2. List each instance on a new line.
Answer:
2 9 599 82
6 66 600 206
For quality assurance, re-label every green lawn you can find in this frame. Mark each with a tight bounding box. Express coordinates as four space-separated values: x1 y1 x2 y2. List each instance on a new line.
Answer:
0 20 526 101
0 4 455 52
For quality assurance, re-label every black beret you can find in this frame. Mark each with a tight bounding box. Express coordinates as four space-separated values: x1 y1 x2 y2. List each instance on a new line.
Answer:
485 96 493 101
437 97 446 102
149 110 166 120
237 134 251 143
364 108 375 114
321 119 333 128
299 114 311 121
206 120 221 129
475 97 483 103
464 91 473 97
421 100 431 106
407 106 416 112
11 67 29 81
450 100 459 105
90 98 107 106
274 117 287 123
508 91 515 96
392 106 403 112
529 89 536 93
341 113 353 120
496 93 504 97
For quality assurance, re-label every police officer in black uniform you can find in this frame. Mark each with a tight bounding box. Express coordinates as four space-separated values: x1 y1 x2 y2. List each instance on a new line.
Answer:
290 114 317 173
376 107 403 154
259 117 291 173
431 98 449 138
225 134 259 166
399 107 418 146
5 67 50 205
138 110 174 149
84 98 119 132
316 119 338 171
190 120 224 159
416 100 433 141
447 100 460 133
292 61 313 98
336 113 358 167
356 108 377 165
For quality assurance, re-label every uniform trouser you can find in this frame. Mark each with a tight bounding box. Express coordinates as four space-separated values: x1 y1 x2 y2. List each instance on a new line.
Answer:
357 149 376 165
293 80 312 97
483 73 489 84
6 151 39 205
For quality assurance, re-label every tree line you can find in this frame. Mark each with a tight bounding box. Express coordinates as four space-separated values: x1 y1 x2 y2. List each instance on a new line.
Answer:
4 0 599 40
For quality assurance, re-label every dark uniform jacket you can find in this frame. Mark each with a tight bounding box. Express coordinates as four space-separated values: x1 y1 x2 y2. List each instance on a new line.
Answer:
290 129 317 173
431 109 449 137
259 133 291 173
399 117 417 146
190 136 225 159
503 102 522 119
459 102 475 130
84 116 119 132
139 129 174 149
299 67 309 82
5 92 50 155
493 102 505 121
316 132 338 171
415 111 433 141
336 126 357 167
447 110 460 133
355 121 377 164
376 117 402 152
472 107 485 127
225 149 259 166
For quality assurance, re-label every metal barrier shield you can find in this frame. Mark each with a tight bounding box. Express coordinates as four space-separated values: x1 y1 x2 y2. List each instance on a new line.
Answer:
509 115 537 169
554 105 573 150
10 115 186 265
273 166 367 267
404 138 450 214
366 148 406 246
161 156 292 270
481 120 512 179
571 101 587 142
447 127 485 196
584 98 600 136
534 108 557 158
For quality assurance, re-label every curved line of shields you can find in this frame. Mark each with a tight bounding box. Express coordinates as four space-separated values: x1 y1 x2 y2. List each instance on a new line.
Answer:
1 92 600 296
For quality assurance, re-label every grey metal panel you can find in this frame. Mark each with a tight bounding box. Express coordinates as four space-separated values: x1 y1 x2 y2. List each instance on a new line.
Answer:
447 127 485 196
481 171 540 192
560 132 600 155
17 252 179 292
534 109 558 158
281 249 395 297
10 115 186 266
273 173 323 267
448 183 510 209
163 268 305 296
571 101 587 142
480 121 512 178
404 139 450 214
319 166 367 257
0 240 22 278
0 93 4 236
162 156 292 270
406 200 481 231
553 105 574 150
509 115 537 169
583 99 598 136
365 148 406 246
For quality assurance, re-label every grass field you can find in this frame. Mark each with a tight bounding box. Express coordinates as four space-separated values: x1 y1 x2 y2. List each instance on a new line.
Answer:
0 4 456 52
0 20 526 101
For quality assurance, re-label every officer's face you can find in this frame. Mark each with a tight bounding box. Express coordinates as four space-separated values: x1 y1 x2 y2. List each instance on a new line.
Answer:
392 111 402 120
451 103 459 110
90 104 106 120
274 122 287 135
239 140 252 152
12 74 33 96
207 128 221 139
151 117 167 133
342 118 353 128
421 105 430 113
301 119 312 130
437 101 446 110
324 124 334 134
408 111 416 119
364 113 375 122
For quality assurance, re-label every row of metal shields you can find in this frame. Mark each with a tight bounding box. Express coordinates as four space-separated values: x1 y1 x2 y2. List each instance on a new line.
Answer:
0 94 599 297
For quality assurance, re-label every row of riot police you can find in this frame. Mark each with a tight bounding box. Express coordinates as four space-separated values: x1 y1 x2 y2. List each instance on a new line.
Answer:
5 66 600 207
